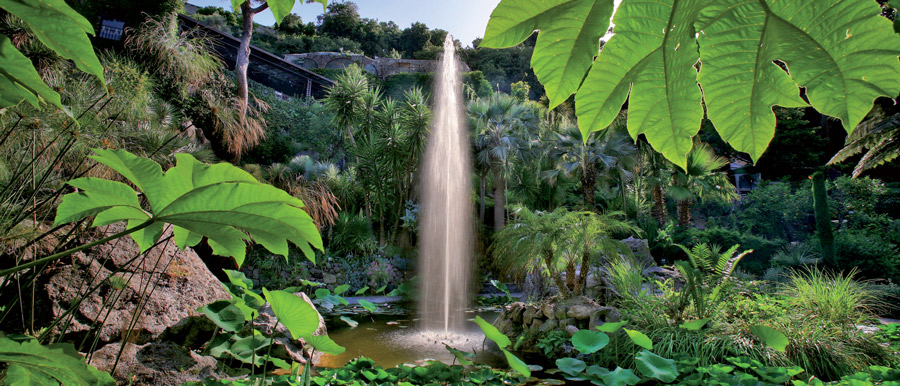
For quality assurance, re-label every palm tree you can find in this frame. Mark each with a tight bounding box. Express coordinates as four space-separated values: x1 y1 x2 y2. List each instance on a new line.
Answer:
492 206 573 297
668 142 739 227
468 93 536 229
828 104 900 177
567 210 637 296
492 207 636 299
547 117 636 212
635 140 671 226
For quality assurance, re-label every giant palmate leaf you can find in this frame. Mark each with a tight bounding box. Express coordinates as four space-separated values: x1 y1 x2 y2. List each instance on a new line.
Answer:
482 0 900 168
0 335 115 386
54 149 322 267
0 0 104 113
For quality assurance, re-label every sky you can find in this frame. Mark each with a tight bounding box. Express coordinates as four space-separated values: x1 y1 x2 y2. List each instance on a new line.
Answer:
187 0 501 48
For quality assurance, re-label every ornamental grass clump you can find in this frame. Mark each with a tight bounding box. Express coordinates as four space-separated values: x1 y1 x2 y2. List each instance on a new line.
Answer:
783 267 881 325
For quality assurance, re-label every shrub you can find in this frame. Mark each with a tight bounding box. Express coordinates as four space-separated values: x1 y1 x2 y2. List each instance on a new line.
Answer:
327 212 377 256
782 268 880 325
832 229 900 282
366 258 401 290
244 84 339 164
674 227 784 274
737 181 812 241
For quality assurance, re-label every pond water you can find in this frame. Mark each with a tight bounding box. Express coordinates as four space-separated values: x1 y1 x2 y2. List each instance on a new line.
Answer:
317 310 502 368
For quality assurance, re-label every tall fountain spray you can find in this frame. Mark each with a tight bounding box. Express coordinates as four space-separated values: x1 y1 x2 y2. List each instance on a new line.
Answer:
418 35 473 332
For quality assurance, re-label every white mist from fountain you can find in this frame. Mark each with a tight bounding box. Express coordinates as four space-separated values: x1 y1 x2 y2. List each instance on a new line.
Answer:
418 34 473 333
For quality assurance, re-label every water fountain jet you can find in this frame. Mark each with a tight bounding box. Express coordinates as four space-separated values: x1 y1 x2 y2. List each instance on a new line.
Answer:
418 35 472 333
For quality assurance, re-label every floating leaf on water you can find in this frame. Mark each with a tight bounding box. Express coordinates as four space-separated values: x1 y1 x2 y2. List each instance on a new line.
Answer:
339 316 358 328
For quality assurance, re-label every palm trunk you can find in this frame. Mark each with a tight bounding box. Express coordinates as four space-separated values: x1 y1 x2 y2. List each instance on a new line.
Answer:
492 167 505 229
565 261 577 293
544 249 571 298
575 248 590 296
677 199 694 227
582 166 596 212
651 184 667 226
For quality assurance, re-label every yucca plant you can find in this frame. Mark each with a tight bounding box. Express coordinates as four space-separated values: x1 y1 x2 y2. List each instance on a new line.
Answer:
771 243 822 268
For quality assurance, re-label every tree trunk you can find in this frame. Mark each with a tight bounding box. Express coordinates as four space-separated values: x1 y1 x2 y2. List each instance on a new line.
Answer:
582 166 596 212
677 199 694 227
236 2 264 118
544 249 571 298
574 249 591 296
479 172 486 224
651 184 667 226
492 167 505 230
565 261 577 293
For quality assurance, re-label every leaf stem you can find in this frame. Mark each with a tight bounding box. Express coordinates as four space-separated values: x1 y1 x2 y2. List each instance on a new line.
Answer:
0 220 155 277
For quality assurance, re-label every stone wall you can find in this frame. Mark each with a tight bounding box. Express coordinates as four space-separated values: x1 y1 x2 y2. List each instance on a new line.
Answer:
285 52 470 79
493 297 621 352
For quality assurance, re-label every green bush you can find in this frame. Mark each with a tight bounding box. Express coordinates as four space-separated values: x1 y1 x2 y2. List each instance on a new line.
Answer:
832 229 900 282
244 83 339 164
736 181 812 241
327 212 377 256
674 227 784 274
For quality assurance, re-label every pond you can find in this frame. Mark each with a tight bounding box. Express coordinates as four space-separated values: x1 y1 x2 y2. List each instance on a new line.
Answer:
317 310 503 368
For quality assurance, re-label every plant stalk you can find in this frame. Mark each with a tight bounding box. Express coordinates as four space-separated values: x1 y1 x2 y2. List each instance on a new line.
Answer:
0 220 155 277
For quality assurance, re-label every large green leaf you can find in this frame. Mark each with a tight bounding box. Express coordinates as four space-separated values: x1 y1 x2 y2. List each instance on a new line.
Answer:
483 0 900 168
0 336 114 386
749 324 789 352
268 0 296 24
357 299 377 313
227 335 273 366
634 349 679 382
0 36 63 111
443 344 474 366
623 328 652 350
481 0 615 109
556 357 586 376
501 348 531 378
570 330 609 354
0 0 105 85
263 289 321 339
576 0 705 169
300 333 345 356
679 317 712 331
601 367 641 386
473 315 511 348
595 320 628 333
54 149 323 266
198 300 246 332
697 0 900 161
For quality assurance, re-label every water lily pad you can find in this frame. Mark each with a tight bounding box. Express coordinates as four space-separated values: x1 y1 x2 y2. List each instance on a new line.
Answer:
556 357 586 376
635 350 679 382
358 299 377 313
339 316 358 328
570 330 609 354
601 367 641 386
